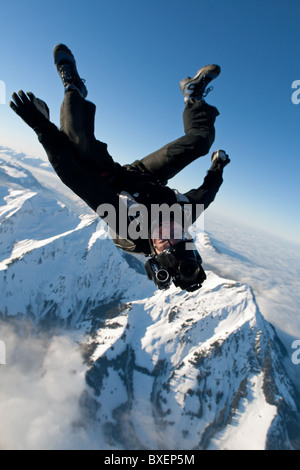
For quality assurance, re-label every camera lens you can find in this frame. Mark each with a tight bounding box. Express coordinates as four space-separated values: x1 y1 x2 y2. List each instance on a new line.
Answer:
179 260 200 280
156 269 170 283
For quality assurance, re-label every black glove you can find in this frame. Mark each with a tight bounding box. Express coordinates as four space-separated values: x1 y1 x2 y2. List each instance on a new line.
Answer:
211 149 230 168
9 90 50 130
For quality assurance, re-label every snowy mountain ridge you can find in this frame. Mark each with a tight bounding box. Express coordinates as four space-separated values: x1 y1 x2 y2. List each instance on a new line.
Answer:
0 150 299 450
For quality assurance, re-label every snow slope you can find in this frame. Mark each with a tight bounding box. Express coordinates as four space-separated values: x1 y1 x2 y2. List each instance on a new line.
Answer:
0 150 299 450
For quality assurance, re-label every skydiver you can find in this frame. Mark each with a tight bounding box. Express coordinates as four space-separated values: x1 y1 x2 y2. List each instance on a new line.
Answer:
9 44 230 292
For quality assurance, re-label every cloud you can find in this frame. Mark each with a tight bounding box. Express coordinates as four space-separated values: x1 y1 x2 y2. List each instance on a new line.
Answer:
199 212 300 337
0 321 98 450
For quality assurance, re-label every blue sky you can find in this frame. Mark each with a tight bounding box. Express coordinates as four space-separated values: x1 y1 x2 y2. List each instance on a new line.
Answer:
0 0 299 244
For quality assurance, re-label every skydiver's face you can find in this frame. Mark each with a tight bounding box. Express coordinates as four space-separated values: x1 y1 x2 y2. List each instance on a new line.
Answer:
152 221 184 255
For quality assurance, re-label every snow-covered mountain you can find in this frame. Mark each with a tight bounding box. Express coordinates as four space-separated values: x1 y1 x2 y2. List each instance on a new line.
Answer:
0 148 299 450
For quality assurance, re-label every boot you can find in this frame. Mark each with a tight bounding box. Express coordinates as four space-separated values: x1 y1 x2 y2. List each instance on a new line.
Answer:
180 64 220 103
53 44 88 98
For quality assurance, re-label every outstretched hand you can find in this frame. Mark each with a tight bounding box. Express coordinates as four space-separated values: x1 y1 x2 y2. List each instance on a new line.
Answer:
9 91 50 129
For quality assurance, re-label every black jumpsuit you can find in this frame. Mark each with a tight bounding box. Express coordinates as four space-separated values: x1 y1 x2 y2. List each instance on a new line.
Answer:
35 90 224 255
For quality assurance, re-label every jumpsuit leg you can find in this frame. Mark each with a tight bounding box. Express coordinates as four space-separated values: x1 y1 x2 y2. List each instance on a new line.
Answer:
60 89 116 178
129 100 219 185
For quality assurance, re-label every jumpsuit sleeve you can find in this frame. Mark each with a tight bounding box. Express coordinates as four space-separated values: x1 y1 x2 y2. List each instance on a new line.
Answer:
34 120 120 214
183 163 224 223
35 120 81 186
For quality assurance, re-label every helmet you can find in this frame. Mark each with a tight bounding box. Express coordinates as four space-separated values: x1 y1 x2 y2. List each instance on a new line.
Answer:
144 239 206 292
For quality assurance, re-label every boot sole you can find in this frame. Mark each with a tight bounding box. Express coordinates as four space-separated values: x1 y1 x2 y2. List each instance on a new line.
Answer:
180 64 221 90
53 44 75 67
